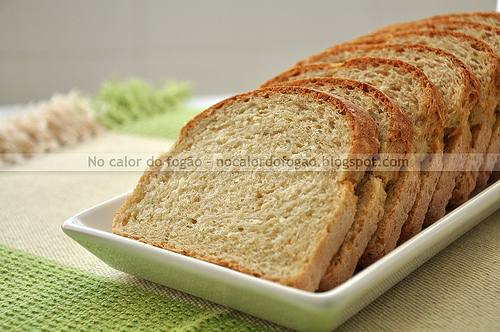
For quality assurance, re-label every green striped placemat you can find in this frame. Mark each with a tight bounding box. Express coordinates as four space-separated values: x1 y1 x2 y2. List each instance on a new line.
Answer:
0 244 271 331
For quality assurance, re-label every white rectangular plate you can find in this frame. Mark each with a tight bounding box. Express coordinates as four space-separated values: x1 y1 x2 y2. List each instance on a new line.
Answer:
62 180 500 331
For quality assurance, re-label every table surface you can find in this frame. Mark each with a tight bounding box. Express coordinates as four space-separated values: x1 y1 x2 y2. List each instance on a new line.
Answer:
1 99 499 331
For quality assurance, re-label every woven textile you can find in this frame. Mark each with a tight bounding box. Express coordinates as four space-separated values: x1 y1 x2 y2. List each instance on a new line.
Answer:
0 244 270 331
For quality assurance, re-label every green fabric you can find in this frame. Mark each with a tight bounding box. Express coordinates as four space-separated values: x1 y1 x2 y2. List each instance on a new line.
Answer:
0 244 270 331
92 78 193 128
116 106 202 140
89 77 203 140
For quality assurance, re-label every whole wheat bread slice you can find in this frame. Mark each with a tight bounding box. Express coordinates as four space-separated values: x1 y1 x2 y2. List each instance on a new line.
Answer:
274 77 412 289
348 29 500 208
261 58 446 267
112 86 380 292
296 42 480 236
350 19 500 189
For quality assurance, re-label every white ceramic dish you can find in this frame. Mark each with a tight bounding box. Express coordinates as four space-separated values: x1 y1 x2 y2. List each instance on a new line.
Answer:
62 180 500 332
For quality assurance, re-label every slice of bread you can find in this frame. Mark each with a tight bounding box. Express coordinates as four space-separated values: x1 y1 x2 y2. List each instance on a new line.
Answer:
261 58 446 267
112 86 380 292
350 19 500 189
347 29 500 208
295 42 481 233
273 77 412 289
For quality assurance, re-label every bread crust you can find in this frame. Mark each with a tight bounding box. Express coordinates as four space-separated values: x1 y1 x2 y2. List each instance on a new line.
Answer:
424 133 467 224
348 29 500 122
476 114 500 188
262 59 446 143
490 159 500 183
350 19 500 47
298 43 480 137
358 156 420 268
447 122 492 208
319 175 386 291
425 11 500 28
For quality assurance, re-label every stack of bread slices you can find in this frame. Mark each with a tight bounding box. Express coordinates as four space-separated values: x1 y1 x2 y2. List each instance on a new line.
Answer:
113 11 500 292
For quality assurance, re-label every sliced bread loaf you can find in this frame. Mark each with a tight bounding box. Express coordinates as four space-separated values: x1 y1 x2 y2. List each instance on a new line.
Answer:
427 12 500 187
112 86 380 292
348 29 500 208
274 77 412 289
262 58 446 267
350 20 500 189
295 42 481 233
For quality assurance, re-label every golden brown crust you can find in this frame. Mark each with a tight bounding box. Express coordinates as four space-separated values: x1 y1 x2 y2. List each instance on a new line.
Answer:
260 64 328 89
490 158 500 183
348 29 500 121
297 43 480 138
425 11 500 27
347 23 500 123
448 123 493 208
174 85 379 158
350 19 500 44
424 133 467 224
399 151 442 242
